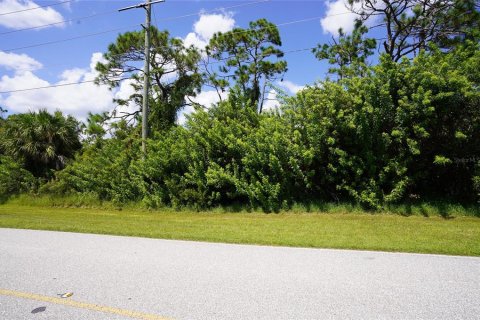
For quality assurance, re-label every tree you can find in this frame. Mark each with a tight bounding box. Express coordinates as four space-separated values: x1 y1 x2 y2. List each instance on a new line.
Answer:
81 112 108 145
431 0 480 50
205 19 287 113
0 110 82 178
313 20 376 79
349 0 480 61
0 155 35 202
292 41 480 207
95 27 202 132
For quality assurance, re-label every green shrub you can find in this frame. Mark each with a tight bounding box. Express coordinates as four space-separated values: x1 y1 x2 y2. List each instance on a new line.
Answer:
40 43 480 212
0 156 36 202
42 135 142 205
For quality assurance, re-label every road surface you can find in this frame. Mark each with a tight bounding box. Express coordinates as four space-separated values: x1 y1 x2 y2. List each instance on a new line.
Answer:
0 228 479 319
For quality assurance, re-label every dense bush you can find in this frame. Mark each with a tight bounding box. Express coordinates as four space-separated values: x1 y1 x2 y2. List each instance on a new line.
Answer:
282 45 480 208
146 94 315 212
35 43 480 211
0 156 36 202
42 134 142 205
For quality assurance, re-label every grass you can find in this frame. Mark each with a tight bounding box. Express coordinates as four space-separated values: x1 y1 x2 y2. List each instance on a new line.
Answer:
6 194 480 217
0 203 479 256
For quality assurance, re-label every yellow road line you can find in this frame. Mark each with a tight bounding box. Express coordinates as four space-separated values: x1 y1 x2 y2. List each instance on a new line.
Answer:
0 288 171 320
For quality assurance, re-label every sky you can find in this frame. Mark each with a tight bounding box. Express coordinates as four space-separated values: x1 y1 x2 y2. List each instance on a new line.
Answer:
0 0 364 122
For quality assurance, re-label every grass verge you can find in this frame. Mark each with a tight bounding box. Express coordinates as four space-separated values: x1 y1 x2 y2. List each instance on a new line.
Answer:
0 204 479 256
5 194 480 217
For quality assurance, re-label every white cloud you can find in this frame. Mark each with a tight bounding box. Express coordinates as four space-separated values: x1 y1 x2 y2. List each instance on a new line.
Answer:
0 0 65 30
113 78 138 119
189 90 227 108
278 80 305 94
176 105 194 126
0 11 244 124
260 80 305 112
320 0 359 36
0 51 43 72
0 52 129 121
262 90 280 112
184 32 208 51
194 12 235 41
184 12 235 50
178 11 236 125
59 68 85 83
178 90 227 125
89 53 106 73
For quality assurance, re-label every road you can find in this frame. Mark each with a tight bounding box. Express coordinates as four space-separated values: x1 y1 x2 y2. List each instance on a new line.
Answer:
0 228 479 319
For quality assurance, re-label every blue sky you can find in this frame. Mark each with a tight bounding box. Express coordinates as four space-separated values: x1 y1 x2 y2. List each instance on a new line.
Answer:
0 0 362 120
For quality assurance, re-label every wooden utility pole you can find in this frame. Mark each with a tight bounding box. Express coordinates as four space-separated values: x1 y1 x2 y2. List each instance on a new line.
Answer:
119 0 165 156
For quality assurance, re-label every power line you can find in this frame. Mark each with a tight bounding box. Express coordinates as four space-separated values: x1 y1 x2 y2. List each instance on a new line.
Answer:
0 7 355 92
2 24 141 52
0 9 348 91
1 0 272 51
0 0 72 16
2 11 347 53
0 79 96 94
153 0 270 24
0 9 118 35
126 14 347 57
152 3 160 30
0 0 270 37
0 46 316 94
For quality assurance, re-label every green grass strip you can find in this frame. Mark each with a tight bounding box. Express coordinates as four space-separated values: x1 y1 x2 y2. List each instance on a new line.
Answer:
0 204 479 256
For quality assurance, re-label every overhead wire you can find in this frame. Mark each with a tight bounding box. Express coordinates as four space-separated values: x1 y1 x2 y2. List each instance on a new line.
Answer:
153 0 270 24
1 0 273 52
0 0 270 36
0 79 97 94
0 9 119 35
0 1 355 94
0 0 72 16
0 0 281 72
2 11 350 53
2 24 142 52
0 46 317 94
152 0 160 31
115 13 349 60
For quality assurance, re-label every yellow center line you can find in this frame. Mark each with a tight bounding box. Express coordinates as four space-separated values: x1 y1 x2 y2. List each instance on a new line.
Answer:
0 288 172 320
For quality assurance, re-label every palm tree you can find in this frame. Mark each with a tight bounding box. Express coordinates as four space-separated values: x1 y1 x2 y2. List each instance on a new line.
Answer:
0 109 82 177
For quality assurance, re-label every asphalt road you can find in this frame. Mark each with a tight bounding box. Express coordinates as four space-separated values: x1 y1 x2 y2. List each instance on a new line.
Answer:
0 228 479 320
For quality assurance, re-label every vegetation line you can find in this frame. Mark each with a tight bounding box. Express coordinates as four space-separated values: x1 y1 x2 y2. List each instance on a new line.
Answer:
1 205 479 257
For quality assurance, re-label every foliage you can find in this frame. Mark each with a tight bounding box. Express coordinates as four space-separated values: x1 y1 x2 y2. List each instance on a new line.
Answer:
43 132 142 205
36 42 480 211
285 42 480 208
206 19 287 112
81 112 108 145
3 16 480 212
313 20 376 79
427 0 480 50
0 110 81 178
349 0 480 61
0 156 36 202
95 27 202 131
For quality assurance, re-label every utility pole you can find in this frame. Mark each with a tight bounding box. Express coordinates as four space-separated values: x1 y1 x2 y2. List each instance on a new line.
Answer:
119 0 165 157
